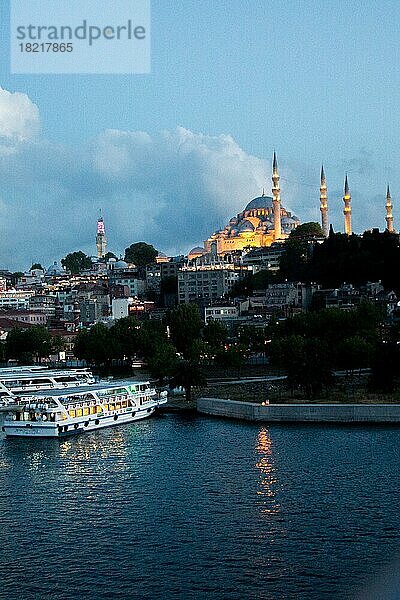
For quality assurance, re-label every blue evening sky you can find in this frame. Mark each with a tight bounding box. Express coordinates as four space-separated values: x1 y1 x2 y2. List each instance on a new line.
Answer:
0 0 399 268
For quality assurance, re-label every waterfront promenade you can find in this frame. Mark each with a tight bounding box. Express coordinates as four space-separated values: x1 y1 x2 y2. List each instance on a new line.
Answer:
198 397 400 422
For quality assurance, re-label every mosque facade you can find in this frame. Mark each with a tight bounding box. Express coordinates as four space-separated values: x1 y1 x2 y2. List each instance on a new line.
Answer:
203 192 300 254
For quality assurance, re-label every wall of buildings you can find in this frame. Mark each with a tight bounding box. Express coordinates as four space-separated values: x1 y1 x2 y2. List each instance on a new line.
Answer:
178 267 241 304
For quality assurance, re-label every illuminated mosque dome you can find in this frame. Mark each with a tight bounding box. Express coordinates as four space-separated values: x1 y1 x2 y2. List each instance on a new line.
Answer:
204 189 300 254
245 195 274 211
188 246 206 260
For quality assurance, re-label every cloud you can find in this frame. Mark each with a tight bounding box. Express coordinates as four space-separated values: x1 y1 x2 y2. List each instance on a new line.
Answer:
0 87 390 271
0 88 40 150
90 127 272 253
0 96 283 268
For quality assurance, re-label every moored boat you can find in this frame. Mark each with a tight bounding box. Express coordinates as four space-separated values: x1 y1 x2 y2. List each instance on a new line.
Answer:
1 381 168 438
0 368 96 404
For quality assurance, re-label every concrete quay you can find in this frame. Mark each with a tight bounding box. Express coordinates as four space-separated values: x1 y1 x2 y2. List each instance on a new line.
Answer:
197 398 400 423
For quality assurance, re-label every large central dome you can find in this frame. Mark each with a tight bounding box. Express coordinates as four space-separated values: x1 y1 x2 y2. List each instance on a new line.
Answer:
245 196 274 211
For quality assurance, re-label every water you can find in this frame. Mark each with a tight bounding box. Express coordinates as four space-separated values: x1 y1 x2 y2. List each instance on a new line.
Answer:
1 415 400 600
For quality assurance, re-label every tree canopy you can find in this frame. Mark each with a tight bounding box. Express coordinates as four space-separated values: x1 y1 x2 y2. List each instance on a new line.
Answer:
168 303 203 358
290 222 325 238
124 242 158 266
61 251 92 274
6 326 61 363
171 359 207 402
279 229 400 291
270 302 384 397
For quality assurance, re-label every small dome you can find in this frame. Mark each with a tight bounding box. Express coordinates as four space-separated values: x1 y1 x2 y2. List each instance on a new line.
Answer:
239 220 255 232
46 261 64 276
188 246 206 260
245 196 274 211
114 260 128 269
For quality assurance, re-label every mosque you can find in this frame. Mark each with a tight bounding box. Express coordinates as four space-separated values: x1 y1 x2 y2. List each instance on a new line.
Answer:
202 153 299 255
187 153 396 260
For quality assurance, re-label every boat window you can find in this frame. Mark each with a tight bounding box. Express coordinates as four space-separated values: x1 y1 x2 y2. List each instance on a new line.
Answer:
62 393 96 405
55 376 77 383
98 388 126 398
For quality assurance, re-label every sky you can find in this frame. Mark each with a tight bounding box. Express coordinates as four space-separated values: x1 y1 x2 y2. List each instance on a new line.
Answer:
0 0 400 270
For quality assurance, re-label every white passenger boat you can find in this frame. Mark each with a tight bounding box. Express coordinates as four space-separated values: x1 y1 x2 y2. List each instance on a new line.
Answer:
0 368 96 404
1 381 168 438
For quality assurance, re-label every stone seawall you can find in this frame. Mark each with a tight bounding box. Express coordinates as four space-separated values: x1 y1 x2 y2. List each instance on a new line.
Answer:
197 398 400 423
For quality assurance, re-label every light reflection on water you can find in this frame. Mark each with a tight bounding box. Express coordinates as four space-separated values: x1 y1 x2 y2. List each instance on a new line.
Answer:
1 416 400 600
255 427 281 515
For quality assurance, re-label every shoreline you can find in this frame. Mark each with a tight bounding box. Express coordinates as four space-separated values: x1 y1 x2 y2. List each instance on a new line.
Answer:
197 397 400 423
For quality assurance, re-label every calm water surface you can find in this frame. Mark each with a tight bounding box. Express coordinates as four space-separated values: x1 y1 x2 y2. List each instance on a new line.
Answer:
1 414 400 599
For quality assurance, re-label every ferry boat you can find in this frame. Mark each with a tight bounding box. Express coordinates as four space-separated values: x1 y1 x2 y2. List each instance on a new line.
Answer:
0 368 96 404
1 381 168 438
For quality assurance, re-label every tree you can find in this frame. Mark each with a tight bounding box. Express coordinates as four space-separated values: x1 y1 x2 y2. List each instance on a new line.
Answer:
146 342 178 385
279 235 313 281
277 302 382 362
336 335 375 373
61 251 92 274
369 342 400 393
124 242 158 267
109 317 140 361
187 339 212 363
11 272 23 286
305 230 400 291
238 324 269 354
270 335 333 398
290 222 325 238
137 320 168 359
30 263 43 271
74 324 113 366
215 344 247 377
203 319 228 351
6 326 56 364
104 252 117 261
171 359 207 402
168 303 203 358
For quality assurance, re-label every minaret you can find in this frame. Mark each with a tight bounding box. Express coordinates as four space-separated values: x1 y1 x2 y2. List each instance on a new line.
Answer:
343 175 352 235
272 152 282 240
385 185 394 233
320 164 329 237
96 212 107 259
